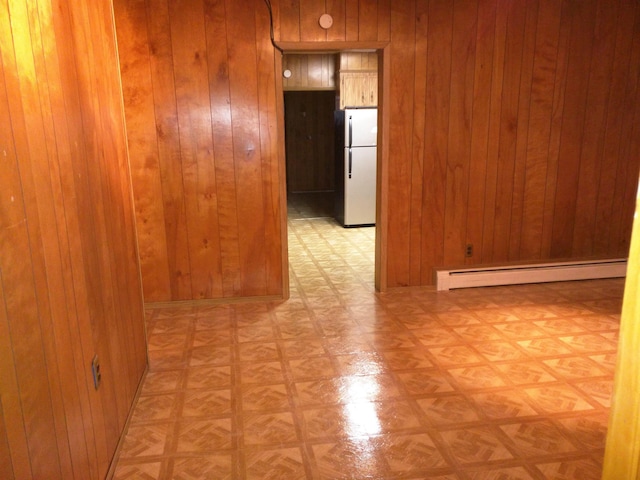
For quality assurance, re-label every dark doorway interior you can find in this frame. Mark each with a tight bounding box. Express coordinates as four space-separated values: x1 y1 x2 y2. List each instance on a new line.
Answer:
284 91 336 195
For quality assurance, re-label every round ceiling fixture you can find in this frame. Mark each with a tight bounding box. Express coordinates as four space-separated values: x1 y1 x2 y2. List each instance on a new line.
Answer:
319 14 333 29
283 69 292 79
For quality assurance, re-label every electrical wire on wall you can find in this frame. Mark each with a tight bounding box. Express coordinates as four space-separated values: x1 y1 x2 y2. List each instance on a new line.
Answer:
263 0 284 55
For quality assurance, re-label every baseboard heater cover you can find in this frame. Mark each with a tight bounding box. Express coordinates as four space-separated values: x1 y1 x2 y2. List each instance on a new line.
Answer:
436 259 627 291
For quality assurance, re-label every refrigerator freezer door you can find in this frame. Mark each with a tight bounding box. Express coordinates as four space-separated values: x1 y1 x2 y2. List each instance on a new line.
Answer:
345 108 377 147
344 146 377 226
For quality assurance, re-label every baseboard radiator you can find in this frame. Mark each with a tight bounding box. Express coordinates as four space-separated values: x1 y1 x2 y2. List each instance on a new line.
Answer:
436 258 628 291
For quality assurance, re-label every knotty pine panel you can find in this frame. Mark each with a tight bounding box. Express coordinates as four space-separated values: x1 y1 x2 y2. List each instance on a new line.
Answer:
0 0 146 478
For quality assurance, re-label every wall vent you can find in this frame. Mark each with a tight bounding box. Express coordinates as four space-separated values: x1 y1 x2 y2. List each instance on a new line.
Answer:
436 259 627 291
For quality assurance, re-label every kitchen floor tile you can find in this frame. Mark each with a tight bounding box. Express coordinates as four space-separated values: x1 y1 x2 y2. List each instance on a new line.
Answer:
109 193 623 479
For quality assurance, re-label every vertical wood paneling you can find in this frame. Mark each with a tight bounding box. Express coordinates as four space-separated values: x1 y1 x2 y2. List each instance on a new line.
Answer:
116 0 284 302
507 0 537 260
409 0 427 285
420 0 451 283
386 1 415 286
300 0 326 41
114 0 640 302
611 6 640 255
480 0 508 263
519 0 562 259
204 0 242 297
148 0 192 300
491 1 526 261
551 0 597 257
326 0 347 41
170 0 224 299
570 0 617 256
279 0 301 41
377 0 391 41
465 0 496 265
255 3 285 295
227 0 268 295
116 0 172 300
593 0 637 256
345 0 359 41
1 0 146 478
444 0 476 266
358 0 378 41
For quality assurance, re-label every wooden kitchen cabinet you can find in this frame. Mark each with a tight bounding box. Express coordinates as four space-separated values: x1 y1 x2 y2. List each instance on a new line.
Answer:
337 52 379 109
339 71 378 108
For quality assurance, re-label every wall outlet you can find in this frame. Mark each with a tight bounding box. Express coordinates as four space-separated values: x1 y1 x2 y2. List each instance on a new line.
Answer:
91 355 101 390
465 244 473 257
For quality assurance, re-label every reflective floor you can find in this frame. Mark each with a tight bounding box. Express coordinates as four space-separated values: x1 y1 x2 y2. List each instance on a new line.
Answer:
111 192 623 479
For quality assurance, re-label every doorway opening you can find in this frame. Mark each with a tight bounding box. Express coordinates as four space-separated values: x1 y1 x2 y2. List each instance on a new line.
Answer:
278 48 386 301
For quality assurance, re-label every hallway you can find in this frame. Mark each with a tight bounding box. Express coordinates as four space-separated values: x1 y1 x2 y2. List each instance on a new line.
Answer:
111 194 622 479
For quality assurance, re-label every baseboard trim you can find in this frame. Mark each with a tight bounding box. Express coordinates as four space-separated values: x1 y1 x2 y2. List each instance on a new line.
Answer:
436 258 627 291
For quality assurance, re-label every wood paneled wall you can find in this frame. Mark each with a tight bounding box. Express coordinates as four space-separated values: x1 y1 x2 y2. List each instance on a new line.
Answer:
276 0 640 287
114 0 640 301
283 54 337 90
0 0 147 478
114 0 284 302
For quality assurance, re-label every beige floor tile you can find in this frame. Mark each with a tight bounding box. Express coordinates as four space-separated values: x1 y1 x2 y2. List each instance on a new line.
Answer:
110 193 623 479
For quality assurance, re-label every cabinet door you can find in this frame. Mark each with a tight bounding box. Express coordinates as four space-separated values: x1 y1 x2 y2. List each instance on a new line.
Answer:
340 72 378 109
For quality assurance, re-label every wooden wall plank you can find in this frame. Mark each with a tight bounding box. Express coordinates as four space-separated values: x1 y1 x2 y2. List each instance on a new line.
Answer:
465 0 496 265
386 1 415 286
1 1 65 476
551 0 597 258
115 0 172 301
345 0 359 41
326 0 347 41
204 0 242 297
300 0 326 41
409 0 427 285
227 0 268 295
0 30 38 477
50 0 111 473
540 0 570 258
610 5 640 256
508 0 537 261
519 0 561 259
376 0 391 42
491 1 526 262
572 0 619 257
480 0 508 263
279 0 301 41
593 0 637 256
255 3 285 295
147 0 192 300
420 0 451 283
444 0 476 266
170 0 224 298
358 0 378 41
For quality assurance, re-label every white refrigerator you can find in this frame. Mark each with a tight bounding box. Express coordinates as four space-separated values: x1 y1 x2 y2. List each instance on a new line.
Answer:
334 108 377 227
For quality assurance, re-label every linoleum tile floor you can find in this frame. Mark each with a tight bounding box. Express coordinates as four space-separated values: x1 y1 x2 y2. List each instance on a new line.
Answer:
111 193 624 479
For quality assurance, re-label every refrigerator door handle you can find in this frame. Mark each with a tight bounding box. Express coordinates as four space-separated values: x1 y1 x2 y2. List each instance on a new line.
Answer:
348 115 353 148
348 147 352 179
